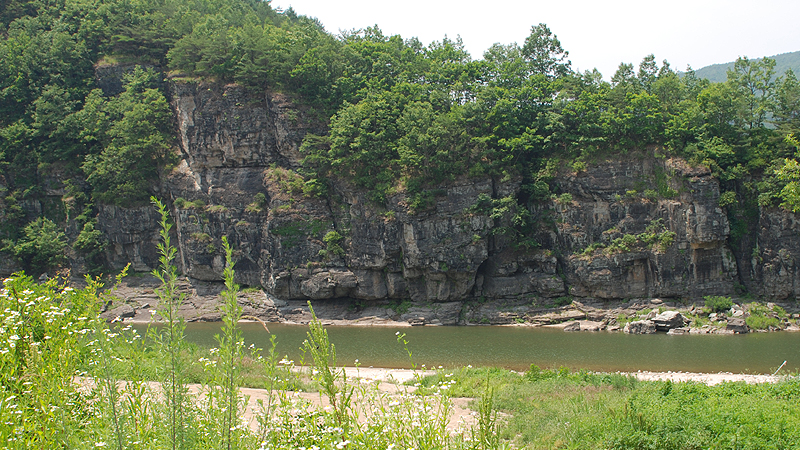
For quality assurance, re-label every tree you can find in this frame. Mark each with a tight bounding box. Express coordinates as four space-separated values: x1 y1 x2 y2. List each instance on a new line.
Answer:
521 23 571 78
79 67 174 205
774 69 800 135
726 56 777 130
776 135 800 212
638 54 658 93
3 217 67 275
73 219 108 275
609 63 640 107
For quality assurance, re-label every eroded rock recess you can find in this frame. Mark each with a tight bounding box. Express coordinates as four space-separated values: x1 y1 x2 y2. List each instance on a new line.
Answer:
96 80 800 324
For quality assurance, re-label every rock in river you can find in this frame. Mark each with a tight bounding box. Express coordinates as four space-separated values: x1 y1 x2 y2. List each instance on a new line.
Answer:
624 320 656 334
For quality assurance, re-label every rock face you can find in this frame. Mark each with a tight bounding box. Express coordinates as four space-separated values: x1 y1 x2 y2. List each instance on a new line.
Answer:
48 74 800 323
751 208 800 299
555 159 737 300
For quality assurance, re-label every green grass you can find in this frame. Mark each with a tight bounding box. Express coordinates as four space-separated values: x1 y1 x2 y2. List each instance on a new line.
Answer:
745 302 784 330
746 314 781 330
420 366 800 449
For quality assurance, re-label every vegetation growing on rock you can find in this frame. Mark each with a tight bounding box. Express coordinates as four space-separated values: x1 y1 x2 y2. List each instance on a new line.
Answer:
2 0 800 306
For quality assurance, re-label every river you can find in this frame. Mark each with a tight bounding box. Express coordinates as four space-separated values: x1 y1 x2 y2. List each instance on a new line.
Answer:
133 322 800 374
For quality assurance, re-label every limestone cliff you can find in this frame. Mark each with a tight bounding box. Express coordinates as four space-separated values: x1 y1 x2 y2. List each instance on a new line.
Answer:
91 79 800 322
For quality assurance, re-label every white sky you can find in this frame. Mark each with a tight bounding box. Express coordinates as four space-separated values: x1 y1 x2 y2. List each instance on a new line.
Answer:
274 0 800 79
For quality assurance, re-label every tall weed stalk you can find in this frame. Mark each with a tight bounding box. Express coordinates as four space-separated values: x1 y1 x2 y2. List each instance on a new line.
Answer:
151 197 191 450
200 237 249 450
91 266 129 450
475 376 500 450
303 302 355 433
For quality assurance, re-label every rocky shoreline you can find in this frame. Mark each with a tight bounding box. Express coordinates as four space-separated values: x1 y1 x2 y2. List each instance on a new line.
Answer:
102 274 800 334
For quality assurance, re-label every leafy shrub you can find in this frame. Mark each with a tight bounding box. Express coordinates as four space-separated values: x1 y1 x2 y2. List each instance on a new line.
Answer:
191 232 212 243
745 302 783 330
73 220 108 275
388 299 412 314
555 192 573 205
719 190 737 207
176 198 206 209
2 217 67 275
622 234 637 246
246 193 268 212
656 230 677 251
704 295 733 313
320 230 345 259
553 295 573 307
205 204 228 213
746 314 781 330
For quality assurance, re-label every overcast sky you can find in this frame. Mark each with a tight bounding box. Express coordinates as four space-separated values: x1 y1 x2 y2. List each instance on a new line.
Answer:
274 0 800 79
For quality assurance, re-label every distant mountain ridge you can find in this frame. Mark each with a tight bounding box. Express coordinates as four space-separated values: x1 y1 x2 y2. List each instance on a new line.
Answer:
694 50 800 82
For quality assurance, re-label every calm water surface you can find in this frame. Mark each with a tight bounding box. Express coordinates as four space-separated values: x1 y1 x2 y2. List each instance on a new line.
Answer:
142 323 800 374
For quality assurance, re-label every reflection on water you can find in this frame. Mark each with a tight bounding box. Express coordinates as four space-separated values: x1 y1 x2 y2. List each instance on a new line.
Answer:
134 322 800 374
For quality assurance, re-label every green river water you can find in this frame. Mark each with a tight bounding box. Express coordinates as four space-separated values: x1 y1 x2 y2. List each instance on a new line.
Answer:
156 323 800 374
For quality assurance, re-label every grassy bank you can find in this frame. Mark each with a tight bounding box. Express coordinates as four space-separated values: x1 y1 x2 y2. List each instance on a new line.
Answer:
420 367 800 449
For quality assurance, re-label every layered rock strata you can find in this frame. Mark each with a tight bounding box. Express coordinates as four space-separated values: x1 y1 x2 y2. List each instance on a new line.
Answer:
32 77 800 323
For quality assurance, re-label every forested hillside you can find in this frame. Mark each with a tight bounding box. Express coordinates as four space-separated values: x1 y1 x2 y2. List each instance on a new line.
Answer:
2 0 800 298
694 50 800 83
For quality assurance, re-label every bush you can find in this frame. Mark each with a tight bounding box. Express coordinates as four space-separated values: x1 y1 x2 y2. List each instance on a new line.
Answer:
320 230 345 259
553 295 573 307
556 192 573 205
3 217 67 275
174 197 188 208
246 193 268 212
704 295 733 313
73 220 108 275
746 302 783 330
746 314 781 330
719 190 737 207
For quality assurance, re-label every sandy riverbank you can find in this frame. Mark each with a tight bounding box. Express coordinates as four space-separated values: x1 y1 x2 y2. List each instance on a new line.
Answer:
340 367 789 385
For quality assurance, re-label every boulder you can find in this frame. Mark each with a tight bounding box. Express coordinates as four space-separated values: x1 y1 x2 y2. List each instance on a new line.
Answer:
624 320 656 334
726 318 749 334
579 320 604 332
300 272 336 299
652 311 687 331
667 327 690 335
563 321 581 332
299 270 358 299
531 309 586 324
100 304 135 322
